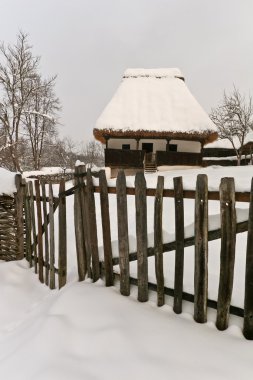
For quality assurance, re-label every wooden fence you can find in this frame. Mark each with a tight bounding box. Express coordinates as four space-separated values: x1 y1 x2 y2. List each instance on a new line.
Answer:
21 167 253 340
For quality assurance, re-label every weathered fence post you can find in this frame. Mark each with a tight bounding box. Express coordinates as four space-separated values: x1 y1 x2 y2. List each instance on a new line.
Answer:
173 176 184 314
116 170 130 296
58 178 67 289
41 181 49 285
99 170 114 286
194 174 208 323
28 181 37 273
86 169 100 282
135 172 148 302
216 177 236 331
35 180 44 283
74 165 87 281
48 182 55 289
15 174 25 260
24 182 32 267
154 176 164 307
243 177 253 339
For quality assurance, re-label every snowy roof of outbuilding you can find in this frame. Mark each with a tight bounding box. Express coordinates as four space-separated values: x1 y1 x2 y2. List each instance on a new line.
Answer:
244 132 253 146
205 131 253 150
94 68 218 144
204 138 239 150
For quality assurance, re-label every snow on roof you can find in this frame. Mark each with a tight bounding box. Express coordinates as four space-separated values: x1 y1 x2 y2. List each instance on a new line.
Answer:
205 131 253 150
204 138 239 150
94 68 217 142
123 68 184 79
244 131 253 145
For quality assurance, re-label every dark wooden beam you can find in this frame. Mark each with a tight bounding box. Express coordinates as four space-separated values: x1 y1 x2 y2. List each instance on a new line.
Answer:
93 186 251 202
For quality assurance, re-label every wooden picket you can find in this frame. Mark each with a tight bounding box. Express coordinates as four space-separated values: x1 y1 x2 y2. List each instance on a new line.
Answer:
99 170 114 287
116 170 130 296
74 165 87 281
154 176 165 307
135 172 148 302
173 176 184 314
194 174 208 323
216 178 236 330
243 178 253 339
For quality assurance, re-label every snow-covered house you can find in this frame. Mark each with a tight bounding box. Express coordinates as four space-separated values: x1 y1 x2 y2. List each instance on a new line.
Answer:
203 132 253 166
94 68 218 175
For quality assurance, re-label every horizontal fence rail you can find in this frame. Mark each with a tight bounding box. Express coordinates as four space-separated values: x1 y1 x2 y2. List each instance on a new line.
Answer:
93 186 251 202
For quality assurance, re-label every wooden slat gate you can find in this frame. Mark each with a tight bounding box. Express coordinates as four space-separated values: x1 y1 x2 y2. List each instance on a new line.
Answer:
23 178 67 289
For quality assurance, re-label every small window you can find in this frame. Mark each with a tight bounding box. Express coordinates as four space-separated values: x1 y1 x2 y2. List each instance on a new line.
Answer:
122 144 130 150
169 144 177 152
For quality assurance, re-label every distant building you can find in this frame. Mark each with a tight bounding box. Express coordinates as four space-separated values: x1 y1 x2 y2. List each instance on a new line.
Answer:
94 68 218 176
203 132 253 166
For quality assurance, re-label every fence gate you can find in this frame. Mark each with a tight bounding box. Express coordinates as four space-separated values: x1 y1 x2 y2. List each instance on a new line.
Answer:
23 177 67 289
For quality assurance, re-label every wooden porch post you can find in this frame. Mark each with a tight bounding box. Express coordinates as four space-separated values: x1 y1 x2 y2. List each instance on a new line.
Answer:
200 142 204 166
136 138 140 150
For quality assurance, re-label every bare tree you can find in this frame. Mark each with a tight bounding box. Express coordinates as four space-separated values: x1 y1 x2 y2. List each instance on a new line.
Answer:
81 140 104 168
41 137 81 171
0 31 60 171
0 31 40 171
210 87 253 165
22 75 60 170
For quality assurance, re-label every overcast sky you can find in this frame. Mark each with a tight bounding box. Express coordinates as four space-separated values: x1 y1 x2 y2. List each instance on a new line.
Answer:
1 0 253 143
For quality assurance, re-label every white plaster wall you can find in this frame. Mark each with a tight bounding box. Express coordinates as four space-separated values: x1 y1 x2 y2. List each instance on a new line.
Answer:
107 138 201 153
108 139 137 149
170 140 201 153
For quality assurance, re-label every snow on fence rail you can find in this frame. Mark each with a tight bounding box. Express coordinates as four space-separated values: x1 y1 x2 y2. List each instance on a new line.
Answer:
19 168 253 340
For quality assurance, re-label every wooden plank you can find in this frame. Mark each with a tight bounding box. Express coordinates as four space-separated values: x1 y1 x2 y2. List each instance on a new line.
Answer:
78 165 91 277
24 183 32 267
135 172 148 302
15 174 25 260
93 186 250 203
86 169 100 282
243 177 253 339
41 182 49 286
28 182 37 272
154 176 164 307
99 170 114 286
58 178 67 289
35 180 44 283
48 182 55 289
116 170 130 296
74 166 87 281
112 220 248 266
216 177 236 331
173 176 184 314
194 174 208 323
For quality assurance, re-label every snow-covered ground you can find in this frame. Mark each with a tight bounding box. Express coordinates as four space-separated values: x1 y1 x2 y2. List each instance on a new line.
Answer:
0 165 253 379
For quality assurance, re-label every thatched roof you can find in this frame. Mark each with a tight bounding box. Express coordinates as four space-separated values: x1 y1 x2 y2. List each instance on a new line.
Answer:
94 68 218 144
